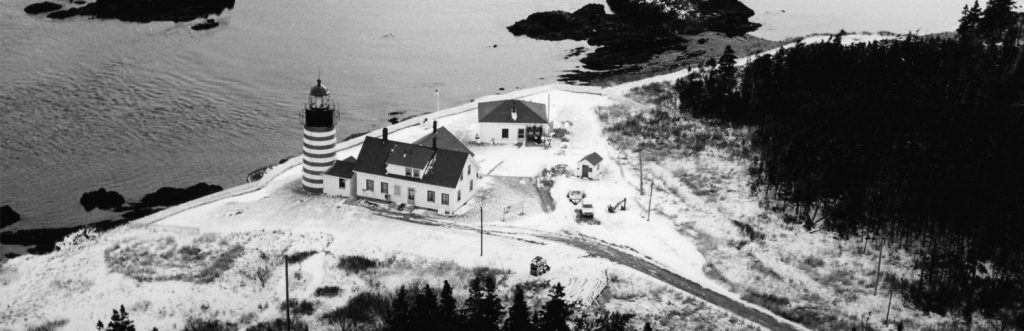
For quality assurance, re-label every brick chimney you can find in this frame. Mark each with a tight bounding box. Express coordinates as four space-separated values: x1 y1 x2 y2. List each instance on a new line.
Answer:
382 128 388 143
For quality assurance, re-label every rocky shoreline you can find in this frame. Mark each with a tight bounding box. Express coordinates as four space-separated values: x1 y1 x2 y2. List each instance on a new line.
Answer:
0 182 222 257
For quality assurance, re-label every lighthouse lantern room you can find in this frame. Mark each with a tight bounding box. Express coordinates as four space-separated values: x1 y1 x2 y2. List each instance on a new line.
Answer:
301 79 338 193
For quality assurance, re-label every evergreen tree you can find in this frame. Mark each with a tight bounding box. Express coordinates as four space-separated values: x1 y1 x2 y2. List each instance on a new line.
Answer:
592 312 634 331
388 286 411 331
463 273 504 331
717 45 738 76
412 284 440 330
980 0 1018 40
504 286 533 331
101 305 136 331
643 322 654 331
958 0 984 39
537 283 572 331
439 280 459 330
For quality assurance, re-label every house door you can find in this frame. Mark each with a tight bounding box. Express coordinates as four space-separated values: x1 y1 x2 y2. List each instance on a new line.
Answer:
526 126 543 143
582 165 590 178
408 187 415 204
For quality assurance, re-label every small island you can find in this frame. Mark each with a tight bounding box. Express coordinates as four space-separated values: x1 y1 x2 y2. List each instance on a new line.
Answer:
25 0 233 23
507 0 772 84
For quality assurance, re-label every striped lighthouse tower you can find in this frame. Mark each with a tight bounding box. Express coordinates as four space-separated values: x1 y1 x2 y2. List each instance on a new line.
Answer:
301 79 337 193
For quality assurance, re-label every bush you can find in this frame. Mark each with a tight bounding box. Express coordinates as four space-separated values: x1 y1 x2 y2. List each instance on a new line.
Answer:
286 251 317 264
245 318 308 331
26 319 67 331
322 292 392 325
194 245 244 283
336 255 379 274
105 236 243 283
183 317 238 331
741 291 790 313
280 299 316 316
803 256 825 268
314 286 341 297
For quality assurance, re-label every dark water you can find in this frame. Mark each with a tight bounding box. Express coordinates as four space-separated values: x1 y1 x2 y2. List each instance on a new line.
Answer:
0 0 594 229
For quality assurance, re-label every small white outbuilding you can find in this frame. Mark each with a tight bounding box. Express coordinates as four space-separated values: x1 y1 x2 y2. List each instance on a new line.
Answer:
576 152 604 179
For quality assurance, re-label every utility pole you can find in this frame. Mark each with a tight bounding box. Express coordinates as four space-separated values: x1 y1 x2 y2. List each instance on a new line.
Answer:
638 149 644 194
284 257 291 331
646 180 654 221
479 205 484 256
884 286 894 325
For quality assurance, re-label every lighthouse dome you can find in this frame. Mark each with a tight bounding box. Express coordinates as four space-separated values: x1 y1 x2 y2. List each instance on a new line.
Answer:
310 79 329 97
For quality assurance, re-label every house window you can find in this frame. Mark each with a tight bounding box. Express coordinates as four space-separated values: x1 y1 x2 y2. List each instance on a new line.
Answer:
427 190 435 202
405 167 412 177
457 190 461 201
441 193 449 205
470 179 473 191
365 179 373 191
414 169 421 177
518 128 525 139
467 166 470 176
381 182 388 194
339 178 346 188
501 128 509 138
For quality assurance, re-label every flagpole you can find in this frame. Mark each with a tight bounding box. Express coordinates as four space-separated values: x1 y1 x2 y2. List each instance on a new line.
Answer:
435 88 440 113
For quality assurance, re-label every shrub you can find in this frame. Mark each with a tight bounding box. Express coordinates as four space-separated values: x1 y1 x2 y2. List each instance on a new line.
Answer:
194 245 244 283
286 251 317 264
239 251 274 288
336 255 379 274
803 256 825 268
26 319 67 331
183 317 238 331
179 245 204 261
471 266 510 285
280 299 316 316
314 286 341 297
322 292 392 325
741 291 790 314
245 318 308 331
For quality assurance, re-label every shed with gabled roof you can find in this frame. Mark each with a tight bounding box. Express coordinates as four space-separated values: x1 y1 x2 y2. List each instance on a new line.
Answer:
576 152 604 179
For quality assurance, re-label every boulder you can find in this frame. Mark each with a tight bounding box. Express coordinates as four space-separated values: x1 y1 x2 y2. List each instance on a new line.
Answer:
24 1 62 14
79 188 126 211
1 205 21 228
138 182 222 208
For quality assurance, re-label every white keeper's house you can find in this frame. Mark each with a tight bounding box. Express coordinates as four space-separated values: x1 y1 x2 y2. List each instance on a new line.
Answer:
322 124 481 215
477 99 551 144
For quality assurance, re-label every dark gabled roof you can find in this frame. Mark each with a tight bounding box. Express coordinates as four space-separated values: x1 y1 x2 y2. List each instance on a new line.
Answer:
412 127 474 156
324 157 357 178
580 152 604 165
354 137 470 188
385 144 436 169
478 99 548 124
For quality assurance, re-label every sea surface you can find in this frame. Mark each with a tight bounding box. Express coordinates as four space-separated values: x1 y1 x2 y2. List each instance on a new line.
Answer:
1 0 971 230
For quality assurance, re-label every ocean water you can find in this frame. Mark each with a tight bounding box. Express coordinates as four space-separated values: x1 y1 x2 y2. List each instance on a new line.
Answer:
743 0 972 40
0 0 595 229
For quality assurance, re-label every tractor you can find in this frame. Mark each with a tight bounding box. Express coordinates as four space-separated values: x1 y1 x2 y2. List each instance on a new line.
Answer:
607 198 627 213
